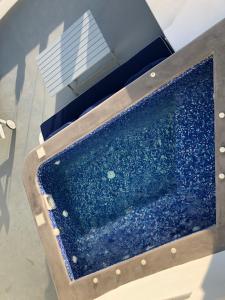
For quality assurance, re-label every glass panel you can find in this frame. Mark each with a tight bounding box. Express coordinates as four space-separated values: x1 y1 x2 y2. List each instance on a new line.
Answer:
38 57 215 280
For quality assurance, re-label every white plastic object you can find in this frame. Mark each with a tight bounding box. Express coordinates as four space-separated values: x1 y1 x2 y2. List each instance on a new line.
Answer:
6 120 16 130
0 124 6 139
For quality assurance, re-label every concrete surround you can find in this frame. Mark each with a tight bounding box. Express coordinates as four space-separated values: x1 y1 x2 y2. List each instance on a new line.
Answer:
23 18 225 300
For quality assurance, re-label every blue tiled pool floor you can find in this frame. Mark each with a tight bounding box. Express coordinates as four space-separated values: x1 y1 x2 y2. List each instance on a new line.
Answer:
38 58 215 280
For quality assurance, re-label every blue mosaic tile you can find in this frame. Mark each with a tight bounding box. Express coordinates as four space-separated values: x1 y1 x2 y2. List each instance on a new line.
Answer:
38 57 215 280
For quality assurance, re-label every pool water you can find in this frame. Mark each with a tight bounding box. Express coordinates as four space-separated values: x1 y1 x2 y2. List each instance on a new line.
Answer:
38 58 215 280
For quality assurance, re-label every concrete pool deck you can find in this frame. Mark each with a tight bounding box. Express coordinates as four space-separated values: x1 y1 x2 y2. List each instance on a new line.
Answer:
0 1 161 299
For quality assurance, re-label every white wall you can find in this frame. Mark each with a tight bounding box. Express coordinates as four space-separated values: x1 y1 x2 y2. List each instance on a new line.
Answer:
146 0 225 50
98 251 225 300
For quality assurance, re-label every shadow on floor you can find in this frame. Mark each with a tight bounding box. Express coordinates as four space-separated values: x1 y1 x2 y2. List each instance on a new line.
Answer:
0 0 160 105
15 57 26 103
0 130 16 233
45 260 58 300
201 248 225 300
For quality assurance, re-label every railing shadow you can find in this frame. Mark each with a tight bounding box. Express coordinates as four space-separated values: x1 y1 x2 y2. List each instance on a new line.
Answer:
0 130 16 233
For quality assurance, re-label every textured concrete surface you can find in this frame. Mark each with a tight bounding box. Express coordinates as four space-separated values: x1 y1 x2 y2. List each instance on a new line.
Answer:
0 1 161 299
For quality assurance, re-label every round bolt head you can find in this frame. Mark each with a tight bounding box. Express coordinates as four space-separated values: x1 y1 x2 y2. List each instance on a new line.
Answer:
219 173 225 180
171 247 177 254
150 72 156 78
93 277 98 284
220 147 225 153
219 112 225 119
115 269 121 276
141 259 147 266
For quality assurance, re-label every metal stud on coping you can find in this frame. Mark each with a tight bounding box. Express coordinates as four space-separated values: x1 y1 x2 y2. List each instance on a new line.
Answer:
93 277 98 284
219 112 225 119
141 259 147 266
219 173 225 180
219 147 225 153
171 247 177 255
115 269 121 276
150 72 156 78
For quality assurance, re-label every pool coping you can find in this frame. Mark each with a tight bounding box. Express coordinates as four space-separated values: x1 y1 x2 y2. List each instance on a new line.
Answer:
23 18 225 300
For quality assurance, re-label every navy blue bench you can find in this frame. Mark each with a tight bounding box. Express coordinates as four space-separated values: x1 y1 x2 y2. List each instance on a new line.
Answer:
41 37 174 140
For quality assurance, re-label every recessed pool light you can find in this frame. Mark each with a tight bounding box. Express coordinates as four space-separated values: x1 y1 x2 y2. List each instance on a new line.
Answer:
54 160 61 165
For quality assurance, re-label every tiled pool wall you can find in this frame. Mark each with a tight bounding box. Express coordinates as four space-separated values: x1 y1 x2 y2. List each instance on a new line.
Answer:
38 57 215 281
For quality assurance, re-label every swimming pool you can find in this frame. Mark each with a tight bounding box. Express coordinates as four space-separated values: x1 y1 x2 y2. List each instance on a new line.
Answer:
37 57 215 280
23 19 225 300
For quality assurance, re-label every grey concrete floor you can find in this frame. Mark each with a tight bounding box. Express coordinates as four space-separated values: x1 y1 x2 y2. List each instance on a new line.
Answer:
0 1 161 299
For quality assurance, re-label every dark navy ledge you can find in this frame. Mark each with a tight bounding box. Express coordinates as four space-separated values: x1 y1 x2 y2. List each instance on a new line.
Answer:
41 37 174 140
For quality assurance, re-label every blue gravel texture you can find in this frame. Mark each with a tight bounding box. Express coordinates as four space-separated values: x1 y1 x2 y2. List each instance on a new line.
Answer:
38 57 215 280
